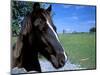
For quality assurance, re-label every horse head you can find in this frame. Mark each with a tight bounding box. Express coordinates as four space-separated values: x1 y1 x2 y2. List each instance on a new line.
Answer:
32 3 67 69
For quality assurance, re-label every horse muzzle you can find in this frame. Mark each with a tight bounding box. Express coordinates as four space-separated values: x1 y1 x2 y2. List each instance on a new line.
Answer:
50 52 67 69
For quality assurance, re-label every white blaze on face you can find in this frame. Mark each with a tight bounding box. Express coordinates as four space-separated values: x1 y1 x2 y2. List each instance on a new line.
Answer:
46 20 60 42
64 51 68 62
47 19 68 62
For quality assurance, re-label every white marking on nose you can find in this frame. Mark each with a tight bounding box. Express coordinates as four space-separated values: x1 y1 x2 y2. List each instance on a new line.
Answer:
46 20 60 42
64 52 68 62
47 19 68 62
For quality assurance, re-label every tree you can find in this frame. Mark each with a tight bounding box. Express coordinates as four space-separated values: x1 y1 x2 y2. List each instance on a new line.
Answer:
11 1 40 36
11 1 53 36
11 1 33 36
89 27 96 33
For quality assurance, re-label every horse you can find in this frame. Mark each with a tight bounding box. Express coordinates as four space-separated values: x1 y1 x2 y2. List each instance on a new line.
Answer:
12 2 67 73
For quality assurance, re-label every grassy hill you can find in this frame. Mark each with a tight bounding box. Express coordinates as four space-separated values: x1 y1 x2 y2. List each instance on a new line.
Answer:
59 33 96 69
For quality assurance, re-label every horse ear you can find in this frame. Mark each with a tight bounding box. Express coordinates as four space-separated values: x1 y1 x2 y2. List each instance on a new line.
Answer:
33 3 40 11
47 5 52 12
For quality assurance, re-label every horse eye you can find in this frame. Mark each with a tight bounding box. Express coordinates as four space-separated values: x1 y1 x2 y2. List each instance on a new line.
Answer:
34 18 41 26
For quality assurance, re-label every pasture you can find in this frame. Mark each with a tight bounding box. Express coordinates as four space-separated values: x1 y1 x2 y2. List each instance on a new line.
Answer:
12 33 96 70
59 33 96 69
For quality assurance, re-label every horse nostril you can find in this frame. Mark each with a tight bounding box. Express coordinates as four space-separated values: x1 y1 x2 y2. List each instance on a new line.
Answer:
59 59 65 67
57 53 66 67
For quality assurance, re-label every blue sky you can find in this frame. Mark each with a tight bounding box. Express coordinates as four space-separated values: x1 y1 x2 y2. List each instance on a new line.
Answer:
47 3 96 33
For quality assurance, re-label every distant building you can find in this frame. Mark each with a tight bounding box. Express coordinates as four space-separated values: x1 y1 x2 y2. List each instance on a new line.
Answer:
63 29 66 34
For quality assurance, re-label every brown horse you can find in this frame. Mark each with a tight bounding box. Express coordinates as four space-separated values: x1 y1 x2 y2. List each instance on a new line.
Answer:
12 2 67 73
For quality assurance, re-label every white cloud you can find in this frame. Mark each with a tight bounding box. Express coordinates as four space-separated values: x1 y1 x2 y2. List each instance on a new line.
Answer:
63 28 73 33
71 16 79 20
87 20 95 24
62 15 79 21
62 4 85 10
75 6 85 9
62 5 73 8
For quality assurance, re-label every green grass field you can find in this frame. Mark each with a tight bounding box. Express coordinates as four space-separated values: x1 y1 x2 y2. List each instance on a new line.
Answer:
12 33 96 69
59 33 96 69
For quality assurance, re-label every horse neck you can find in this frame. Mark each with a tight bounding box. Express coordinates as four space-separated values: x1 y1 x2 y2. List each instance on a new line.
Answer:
21 36 41 72
13 35 41 72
